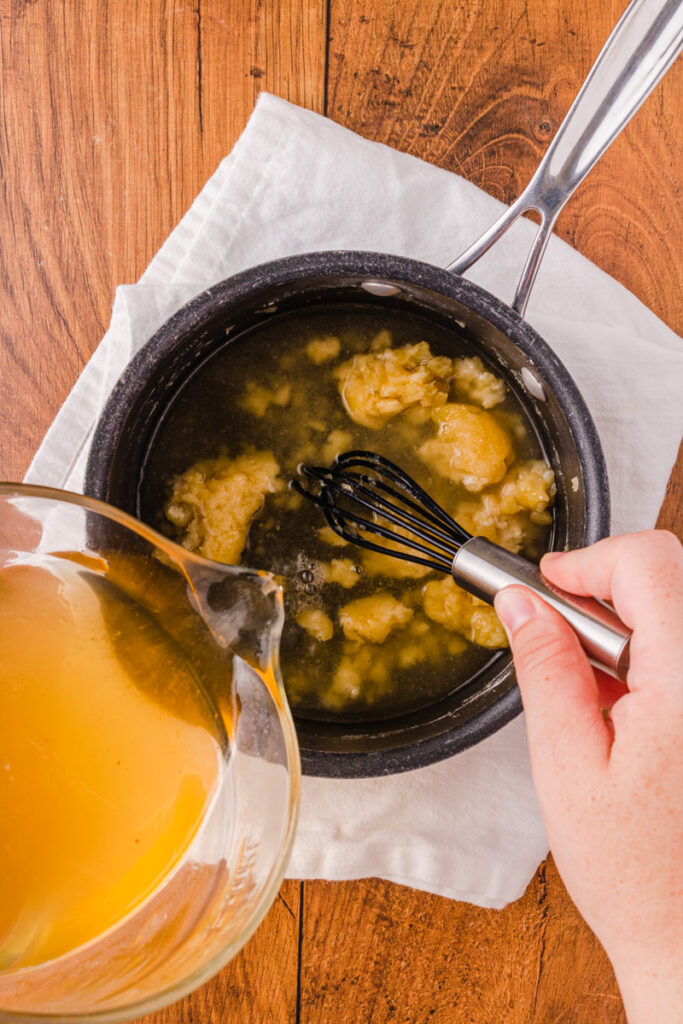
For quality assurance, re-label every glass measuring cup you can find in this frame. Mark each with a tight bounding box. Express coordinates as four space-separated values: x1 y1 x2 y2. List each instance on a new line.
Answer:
0 484 300 1022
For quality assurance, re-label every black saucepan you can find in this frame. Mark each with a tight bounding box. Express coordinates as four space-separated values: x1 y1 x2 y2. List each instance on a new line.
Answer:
84 1 681 776
85 251 609 777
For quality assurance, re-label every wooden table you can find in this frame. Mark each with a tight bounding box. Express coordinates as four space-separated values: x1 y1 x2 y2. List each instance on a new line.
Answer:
1 2 680 1021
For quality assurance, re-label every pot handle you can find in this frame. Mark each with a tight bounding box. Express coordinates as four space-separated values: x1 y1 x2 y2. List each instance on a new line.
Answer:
446 0 683 317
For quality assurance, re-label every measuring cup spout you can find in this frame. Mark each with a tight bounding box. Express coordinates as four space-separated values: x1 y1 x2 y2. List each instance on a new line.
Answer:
180 556 285 675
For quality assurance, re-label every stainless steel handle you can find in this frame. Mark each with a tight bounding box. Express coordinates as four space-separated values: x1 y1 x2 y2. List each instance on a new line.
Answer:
452 537 631 681
446 0 683 316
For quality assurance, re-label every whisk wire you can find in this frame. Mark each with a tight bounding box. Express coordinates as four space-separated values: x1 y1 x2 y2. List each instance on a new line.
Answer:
334 452 467 540
338 472 461 544
293 450 472 573
328 511 454 573
310 469 460 555
292 475 456 571
323 501 457 571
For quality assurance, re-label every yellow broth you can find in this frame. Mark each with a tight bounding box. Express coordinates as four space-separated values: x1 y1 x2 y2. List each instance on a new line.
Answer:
0 552 223 970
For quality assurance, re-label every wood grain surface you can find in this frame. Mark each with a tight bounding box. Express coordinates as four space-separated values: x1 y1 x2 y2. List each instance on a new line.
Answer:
0 1 680 1022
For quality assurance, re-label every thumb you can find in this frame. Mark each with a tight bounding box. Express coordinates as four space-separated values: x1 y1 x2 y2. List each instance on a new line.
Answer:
494 586 611 777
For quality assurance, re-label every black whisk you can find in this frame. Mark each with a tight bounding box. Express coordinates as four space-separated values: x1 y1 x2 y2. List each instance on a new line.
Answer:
294 451 471 573
293 450 631 682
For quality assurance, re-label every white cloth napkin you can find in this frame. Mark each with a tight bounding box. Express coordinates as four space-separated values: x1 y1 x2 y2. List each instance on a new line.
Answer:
26 93 683 909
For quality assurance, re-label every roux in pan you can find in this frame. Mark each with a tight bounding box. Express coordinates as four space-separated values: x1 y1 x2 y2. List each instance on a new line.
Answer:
141 306 555 720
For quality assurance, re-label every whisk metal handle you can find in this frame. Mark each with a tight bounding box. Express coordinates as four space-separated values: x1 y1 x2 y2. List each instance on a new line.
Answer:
452 537 631 682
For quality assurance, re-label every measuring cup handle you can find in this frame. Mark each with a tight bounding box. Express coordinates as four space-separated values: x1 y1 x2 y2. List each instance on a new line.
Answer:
446 0 683 317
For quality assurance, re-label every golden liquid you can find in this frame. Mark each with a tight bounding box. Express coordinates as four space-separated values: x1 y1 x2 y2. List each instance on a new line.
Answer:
143 306 553 719
0 554 222 971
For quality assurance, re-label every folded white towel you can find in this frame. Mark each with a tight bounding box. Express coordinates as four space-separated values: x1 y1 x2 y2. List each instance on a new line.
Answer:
26 93 683 908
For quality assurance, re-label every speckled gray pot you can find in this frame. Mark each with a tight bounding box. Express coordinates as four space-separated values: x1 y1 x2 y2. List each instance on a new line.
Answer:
85 251 610 778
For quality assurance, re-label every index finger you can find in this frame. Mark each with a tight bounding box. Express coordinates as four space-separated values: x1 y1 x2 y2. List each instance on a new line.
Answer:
541 530 683 684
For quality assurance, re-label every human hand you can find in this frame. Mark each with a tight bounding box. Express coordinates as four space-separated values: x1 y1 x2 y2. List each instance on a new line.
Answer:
494 531 683 1024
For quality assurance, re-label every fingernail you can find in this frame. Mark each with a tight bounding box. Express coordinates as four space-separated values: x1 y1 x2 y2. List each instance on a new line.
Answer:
495 588 536 633
542 551 564 562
